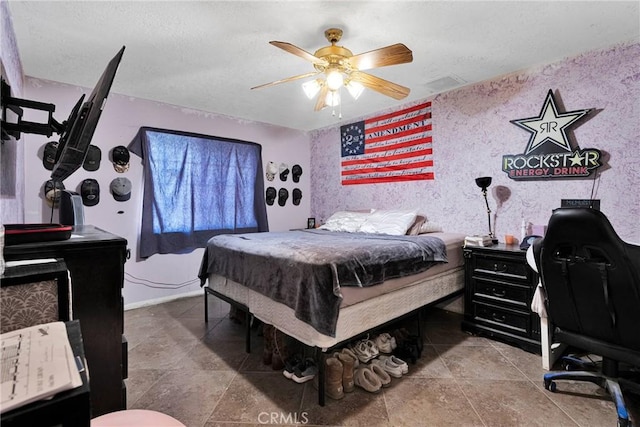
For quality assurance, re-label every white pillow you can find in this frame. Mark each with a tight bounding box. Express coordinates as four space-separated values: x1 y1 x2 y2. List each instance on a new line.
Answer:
358 208 419 235
319 211 372 232
419 221 444 233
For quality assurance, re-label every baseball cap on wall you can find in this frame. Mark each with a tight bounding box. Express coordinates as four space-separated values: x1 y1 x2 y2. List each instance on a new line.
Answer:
292 188 302 206
44 179 65 205
81 179 100 206
112 145 130 173
278 188 288 206
42 141 59 170
292 164 303 183
265 187 276 206
110 177 132 201
279 163 289 181
83 145 102 171
265 161 278 181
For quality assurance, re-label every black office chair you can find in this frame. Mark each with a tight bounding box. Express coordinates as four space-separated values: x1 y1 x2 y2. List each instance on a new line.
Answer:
531 208 640 427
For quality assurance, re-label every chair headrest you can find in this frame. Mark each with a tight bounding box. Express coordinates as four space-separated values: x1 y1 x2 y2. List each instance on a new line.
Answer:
543 208 628 260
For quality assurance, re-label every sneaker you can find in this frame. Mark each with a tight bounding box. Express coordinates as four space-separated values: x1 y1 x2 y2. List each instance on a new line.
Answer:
292 358 317 383
365 339 380 358
374 333 395 354
282 354 303 379
377 355 408 376
350 340 378 363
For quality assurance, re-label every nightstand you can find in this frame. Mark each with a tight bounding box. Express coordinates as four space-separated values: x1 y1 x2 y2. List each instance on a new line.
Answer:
461 243 541 354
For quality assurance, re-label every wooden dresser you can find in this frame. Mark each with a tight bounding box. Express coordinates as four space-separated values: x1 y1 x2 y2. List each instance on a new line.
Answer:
4 225 128 417
461 243 541 354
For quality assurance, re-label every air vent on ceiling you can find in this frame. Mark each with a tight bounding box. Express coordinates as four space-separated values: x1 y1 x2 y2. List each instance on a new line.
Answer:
424 75 466 93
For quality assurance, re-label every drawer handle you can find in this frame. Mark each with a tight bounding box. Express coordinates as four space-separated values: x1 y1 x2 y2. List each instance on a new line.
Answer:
492 263 508 273
491 288 507 297
492 313 507 323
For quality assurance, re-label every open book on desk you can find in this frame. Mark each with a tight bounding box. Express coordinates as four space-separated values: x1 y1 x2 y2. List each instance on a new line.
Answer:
1 321 83 414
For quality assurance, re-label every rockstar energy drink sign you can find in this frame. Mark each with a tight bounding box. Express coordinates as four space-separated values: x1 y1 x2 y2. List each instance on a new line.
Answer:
502 90 601 180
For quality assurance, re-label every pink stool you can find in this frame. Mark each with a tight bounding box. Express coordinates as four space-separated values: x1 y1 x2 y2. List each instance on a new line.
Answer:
91 409 186 427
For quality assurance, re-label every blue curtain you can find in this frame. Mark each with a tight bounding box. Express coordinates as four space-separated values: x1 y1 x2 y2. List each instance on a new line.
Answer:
129 127 269 258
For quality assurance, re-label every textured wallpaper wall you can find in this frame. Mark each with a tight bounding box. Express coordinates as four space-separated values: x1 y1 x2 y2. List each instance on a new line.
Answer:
310 42 639 243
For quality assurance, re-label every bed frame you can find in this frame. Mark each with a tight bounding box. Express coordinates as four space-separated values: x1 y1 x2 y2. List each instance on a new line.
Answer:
203 266 464 406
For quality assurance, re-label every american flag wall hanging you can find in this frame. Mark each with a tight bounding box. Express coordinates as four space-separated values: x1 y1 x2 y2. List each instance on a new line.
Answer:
339 102 434 185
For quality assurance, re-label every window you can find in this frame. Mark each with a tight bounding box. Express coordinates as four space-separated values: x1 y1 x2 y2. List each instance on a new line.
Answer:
129 127 268 258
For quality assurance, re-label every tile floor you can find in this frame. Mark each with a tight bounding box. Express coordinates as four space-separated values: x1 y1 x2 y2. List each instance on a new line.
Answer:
124 295 639 426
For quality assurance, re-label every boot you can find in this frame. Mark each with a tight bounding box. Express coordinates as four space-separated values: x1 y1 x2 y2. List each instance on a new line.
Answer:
262 324 273 365
392 328 409 347
272 347 284 370
333 352 355 393
325 357 344 400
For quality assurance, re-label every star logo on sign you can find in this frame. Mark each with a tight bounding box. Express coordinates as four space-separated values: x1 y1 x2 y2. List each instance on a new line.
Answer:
568 151 584 166
511 90 590 155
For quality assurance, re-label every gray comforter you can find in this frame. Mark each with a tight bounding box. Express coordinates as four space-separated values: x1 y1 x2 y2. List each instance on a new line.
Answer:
198 229 447 337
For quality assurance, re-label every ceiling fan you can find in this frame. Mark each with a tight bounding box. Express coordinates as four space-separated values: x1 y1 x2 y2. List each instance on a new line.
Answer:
251 28 413 111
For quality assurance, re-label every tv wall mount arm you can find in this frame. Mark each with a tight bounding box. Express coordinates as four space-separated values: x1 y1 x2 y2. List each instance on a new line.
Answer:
1 78 66 141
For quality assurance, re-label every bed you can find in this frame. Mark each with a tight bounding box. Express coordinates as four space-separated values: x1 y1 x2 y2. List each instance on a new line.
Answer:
198 210 466 404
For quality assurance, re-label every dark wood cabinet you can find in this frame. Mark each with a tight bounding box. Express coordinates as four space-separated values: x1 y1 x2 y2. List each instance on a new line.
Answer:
4 225 127 417
461 243 541 354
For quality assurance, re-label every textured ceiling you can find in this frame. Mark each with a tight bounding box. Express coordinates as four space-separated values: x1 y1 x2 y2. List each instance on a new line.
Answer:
6 1 639 132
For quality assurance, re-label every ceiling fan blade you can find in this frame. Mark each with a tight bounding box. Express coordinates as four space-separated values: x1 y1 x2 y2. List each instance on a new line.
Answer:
348 43 413 71
314 85 329 111
350 71 411 100
251 72 319 90
269 41 329 67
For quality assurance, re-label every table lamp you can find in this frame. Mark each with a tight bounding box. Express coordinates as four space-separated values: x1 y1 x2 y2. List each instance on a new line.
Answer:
475 176 498 243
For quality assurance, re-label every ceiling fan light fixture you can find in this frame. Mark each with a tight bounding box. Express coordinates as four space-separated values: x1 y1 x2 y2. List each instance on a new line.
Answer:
254 28 413 113
346 81 364 100
302 79 322 99
326 69 344 91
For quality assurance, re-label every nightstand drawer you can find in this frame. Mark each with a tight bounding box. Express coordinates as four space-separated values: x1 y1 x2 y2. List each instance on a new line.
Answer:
474 256 529 281
474 280 530 308
473 302 531 336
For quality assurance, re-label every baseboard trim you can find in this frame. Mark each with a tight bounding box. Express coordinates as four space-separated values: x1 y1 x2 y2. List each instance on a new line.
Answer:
124 289 203 311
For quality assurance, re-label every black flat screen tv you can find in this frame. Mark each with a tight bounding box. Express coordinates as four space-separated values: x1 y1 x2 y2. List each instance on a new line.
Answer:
51 46 125 182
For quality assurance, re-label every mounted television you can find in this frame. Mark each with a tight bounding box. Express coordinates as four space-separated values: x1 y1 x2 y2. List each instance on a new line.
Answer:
51 46 126 182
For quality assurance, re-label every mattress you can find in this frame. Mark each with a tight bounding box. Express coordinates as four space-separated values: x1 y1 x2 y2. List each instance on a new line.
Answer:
340 232 465 307
207 232 465 349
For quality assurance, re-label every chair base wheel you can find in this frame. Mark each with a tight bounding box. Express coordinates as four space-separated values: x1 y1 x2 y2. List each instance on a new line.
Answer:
543 379 557 392
617 417 631 427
